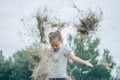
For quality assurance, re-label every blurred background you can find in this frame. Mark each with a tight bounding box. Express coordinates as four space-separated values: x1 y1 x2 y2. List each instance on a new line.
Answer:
0 0 120 80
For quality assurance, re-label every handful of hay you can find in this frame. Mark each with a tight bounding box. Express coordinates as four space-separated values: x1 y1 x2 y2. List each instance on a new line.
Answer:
36 14 48 44
75 11 102 42
28 46 52 80
75 12 100 35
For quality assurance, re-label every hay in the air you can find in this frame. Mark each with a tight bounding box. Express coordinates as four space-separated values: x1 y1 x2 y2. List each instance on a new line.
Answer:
36 13 48 44
75 11 100 35
28 46 52 80
75 11 102 42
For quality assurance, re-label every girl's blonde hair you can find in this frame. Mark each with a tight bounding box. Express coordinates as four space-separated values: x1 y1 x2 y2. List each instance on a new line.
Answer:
48 30 63 42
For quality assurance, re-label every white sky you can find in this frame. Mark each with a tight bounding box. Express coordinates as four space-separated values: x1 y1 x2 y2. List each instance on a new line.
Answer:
0 0 120 63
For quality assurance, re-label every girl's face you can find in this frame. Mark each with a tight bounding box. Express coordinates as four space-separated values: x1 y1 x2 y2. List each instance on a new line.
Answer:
50 40 62 51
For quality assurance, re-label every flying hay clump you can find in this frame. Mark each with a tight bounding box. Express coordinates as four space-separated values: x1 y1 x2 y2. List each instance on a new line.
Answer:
28 46 52 80
76 13 99 34
75 11 102 42
36 14 48 44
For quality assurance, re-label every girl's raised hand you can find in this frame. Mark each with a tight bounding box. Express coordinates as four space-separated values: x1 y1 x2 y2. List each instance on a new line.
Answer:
85 60 93 67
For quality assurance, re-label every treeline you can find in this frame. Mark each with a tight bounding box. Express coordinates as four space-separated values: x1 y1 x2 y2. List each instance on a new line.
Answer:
0 50 32 80
0 37 116 80
67 37 116 80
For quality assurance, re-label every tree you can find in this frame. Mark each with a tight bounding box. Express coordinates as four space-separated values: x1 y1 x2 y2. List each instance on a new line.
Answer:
0 50 13 80
0 49 33 80
0 50 4 63
67 37 116 80
11 50 32 80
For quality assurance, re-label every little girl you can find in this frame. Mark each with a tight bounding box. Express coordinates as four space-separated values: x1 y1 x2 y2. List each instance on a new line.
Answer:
48 31 93 80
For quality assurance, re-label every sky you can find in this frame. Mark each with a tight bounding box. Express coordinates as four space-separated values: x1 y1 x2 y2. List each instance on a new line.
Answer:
0 0 120 64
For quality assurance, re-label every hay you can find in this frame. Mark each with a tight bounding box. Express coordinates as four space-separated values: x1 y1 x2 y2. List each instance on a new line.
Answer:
75 11 102 42
28 46 52 80
66 76 72 80
71 0 101 35
101 55 111 71
36 14 48 44
75 11 100 35
36 13 65 44
50 22 65 28
35 9 102 44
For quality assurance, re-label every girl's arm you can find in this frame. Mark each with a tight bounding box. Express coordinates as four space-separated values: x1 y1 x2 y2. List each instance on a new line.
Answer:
68 53 93 67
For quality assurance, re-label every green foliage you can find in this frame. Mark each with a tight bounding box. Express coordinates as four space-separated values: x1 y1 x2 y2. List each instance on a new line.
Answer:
11 50 32 80
0 37 116 80
0 50 32 80
67 37 116 80
83 65 111 80
0 51 13 80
